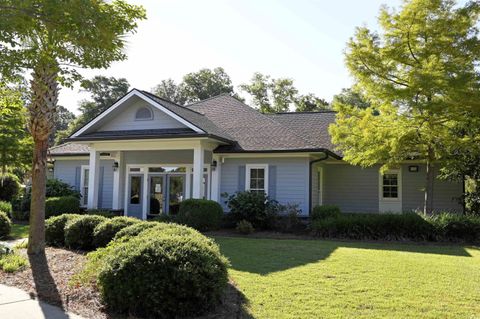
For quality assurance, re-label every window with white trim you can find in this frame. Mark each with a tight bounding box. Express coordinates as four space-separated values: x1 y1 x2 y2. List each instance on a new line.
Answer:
382 173 399 198
246 164 268 195
134 106 153 120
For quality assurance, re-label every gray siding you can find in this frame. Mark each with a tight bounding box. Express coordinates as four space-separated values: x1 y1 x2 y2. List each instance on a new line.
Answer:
402 164 463 213
53 158 114 209
98 98 187 131
220 157 310 215
323 164 380 213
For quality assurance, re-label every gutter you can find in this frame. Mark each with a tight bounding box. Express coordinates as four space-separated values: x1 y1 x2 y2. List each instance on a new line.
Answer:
308 152 329 216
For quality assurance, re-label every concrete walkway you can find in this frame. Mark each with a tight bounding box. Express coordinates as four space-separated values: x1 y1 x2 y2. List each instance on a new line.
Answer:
0 284 84 319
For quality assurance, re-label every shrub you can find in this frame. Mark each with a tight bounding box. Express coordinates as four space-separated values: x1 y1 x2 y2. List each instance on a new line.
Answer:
236 220 254 234
45 214 82 247
0 211 11 239
11 210 29 221
0 201 12 217
93 225 229 318
45 196 80 218
150 214 176 223
177 199 223 231
428 213 480 243
311 205 341 220
0 246 27 273
86 209 117 218
311 213 436 241
64 215 107 250
224 191 278 229
46 178 81 198
274 203 305 233
113 221 159 241
93 217 140 248
0 174 20 202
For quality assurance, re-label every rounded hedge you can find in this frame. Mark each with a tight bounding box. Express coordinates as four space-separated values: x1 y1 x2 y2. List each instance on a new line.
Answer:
0 201 12 218
0 174 20 202
113 221 159 241
45 214 82 247
93 217 140 248
177 199 223 231
0 211 12 239
65 215 107 250
45 196 81 218
96 224 229 318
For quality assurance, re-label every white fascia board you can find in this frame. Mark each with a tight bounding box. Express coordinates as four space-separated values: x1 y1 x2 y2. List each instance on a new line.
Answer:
71 89 204 137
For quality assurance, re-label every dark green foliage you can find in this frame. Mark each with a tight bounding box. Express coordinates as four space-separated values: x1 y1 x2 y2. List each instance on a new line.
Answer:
113 221 159 241
0 174 20 202
0 211 11 239
94 225 229 318
0 201 12 217
177 199 223 231
428 213 480 243
274 203 305 233
10 210 28 221
224 191 278 229
64 215 107 250
45 179 80 198
45 214 82 247
93 217 140 248
311 212 480 243
236 220 254 235
45 196 80 218
150 214 176 223
311 205 341 220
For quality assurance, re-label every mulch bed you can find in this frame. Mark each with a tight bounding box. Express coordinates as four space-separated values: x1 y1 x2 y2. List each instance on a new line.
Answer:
0 247 249 319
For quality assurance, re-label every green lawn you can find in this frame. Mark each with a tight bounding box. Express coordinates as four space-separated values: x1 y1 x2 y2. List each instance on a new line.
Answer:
10 223 29 239
214 237 480 319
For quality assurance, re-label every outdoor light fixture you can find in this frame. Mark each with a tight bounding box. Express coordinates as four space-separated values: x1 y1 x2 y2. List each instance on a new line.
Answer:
408 165 419 172
113 161 119 171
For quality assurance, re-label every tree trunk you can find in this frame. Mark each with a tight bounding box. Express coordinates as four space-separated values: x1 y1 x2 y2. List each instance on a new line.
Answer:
27 61 58 255
424 147 435 215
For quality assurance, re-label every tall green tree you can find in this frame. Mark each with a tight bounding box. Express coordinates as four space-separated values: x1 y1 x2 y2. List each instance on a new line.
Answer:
55 75 130 144
332 88 371 109
240 72 298 113
295 93 330 112
151 78 186 104
0 83 32 175
181 67 234 103
329 0 480 214
50 105 75 146
0 0 145 254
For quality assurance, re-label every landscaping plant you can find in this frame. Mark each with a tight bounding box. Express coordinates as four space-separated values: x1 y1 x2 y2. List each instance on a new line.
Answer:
45 214 82 247
45 196 81 218
177 199 223 231
236 220 254 235
0 211 12 239
113 221 159 241
64 215 107 250
311 205 341 220
0 201 12 217
224 191 278 229
92 216 140 248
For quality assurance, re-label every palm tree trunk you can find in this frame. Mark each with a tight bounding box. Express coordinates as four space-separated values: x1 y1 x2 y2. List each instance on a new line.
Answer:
27 62 58 255
424 147 435 215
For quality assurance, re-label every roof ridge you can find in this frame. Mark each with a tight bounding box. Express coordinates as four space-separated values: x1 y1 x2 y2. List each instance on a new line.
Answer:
185 93 233 107
140 90 205 116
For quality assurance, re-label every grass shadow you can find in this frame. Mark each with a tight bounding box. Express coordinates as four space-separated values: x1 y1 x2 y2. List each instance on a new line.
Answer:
214 236 478 275
28 251 72 319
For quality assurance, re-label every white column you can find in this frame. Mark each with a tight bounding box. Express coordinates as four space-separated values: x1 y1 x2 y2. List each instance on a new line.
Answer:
211 155 221 202
192 143 204 199
87 150 100 209
112 151 124 210
185 166 192 199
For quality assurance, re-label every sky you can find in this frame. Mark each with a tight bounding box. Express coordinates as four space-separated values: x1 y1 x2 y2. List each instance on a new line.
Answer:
60 0 404 114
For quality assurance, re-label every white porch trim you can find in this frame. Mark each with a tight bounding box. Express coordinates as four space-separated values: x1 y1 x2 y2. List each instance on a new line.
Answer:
72 89 204 137
87 150 100 209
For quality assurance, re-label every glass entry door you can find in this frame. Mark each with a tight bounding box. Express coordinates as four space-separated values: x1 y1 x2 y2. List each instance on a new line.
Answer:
147 174 185 216
149 176 165 215
167 175 185 215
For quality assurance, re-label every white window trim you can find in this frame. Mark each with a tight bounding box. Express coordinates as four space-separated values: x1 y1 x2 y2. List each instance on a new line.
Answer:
134 106 154 121
80 165 89 207
245 164 269 195
379 169 402 202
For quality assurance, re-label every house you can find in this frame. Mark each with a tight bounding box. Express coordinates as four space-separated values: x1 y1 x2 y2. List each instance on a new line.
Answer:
49 89 463 219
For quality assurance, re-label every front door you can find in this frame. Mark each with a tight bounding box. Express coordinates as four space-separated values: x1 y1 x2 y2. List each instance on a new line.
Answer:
167 175 185 215
148 175 165 216
127 174 143 219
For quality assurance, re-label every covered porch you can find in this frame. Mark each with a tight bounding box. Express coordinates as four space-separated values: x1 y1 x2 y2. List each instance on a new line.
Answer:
84 138 223 219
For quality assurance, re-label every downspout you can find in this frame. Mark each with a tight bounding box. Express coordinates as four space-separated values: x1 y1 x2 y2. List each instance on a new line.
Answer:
309 152 329 216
